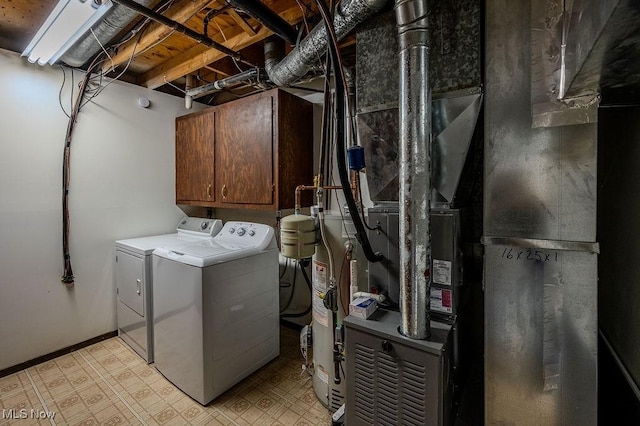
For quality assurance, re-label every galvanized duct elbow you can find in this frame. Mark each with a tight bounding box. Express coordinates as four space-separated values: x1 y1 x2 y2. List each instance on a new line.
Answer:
396 0 431 340
264 38 285 81
60 0 156 68
264 0 388 86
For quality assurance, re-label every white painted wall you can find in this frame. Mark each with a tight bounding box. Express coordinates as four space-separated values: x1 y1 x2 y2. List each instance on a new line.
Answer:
0 49 204 370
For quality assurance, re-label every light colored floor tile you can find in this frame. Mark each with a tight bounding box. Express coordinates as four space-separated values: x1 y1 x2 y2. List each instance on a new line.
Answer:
1 417 51 426
28 352 101 404
0 329 332 425
46 381 128 425
194 414 231 426
79 338 144 377
276 406 303 425
0 386 41 411
0 387 47 425
91 399 141 425
0 371 33 400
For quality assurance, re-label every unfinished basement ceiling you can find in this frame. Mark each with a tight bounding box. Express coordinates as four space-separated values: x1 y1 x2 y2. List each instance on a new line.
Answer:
0 0 350 101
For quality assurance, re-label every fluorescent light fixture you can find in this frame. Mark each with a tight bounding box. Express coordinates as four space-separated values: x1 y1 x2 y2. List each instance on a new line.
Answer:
22 0 113 66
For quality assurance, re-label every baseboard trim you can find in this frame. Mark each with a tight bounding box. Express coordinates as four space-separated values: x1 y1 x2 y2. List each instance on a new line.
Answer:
0 330 118 378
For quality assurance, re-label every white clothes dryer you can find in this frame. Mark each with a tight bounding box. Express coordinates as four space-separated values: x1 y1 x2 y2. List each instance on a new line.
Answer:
152 221 279 405
114 217 222 362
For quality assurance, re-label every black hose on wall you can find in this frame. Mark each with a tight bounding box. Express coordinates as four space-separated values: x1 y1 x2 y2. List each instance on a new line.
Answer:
315 0 383 264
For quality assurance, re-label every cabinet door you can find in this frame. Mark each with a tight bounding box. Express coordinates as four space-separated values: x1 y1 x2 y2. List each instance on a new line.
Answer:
215 94 273 205
176 110 214 202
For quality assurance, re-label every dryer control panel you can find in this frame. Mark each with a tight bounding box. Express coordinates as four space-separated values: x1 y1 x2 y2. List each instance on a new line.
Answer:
176 217 223 237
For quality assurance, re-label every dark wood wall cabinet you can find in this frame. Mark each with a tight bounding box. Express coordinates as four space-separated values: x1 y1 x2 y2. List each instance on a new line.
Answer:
175 88 313 210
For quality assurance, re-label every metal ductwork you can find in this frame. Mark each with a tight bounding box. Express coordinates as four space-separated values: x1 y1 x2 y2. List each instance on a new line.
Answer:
532 0 640 128
560 0 640 103
264 0 388 86
61 0 157 67
184 68 267 103
226 0 298 45
395 0 431 340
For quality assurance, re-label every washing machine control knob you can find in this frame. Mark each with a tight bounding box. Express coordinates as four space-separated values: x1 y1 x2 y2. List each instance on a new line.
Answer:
229 227 235 234
248 229 256 237
237 227 246 236
200 221 208 230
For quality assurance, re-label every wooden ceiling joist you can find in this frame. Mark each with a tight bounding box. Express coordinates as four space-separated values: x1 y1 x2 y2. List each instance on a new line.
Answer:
103 0 216 74
204 65 231 77
227 9 257 36
139 5 304 89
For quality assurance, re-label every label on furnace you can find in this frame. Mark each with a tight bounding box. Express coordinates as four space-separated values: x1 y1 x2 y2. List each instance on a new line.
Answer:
433 259 452 286
430 287 453 313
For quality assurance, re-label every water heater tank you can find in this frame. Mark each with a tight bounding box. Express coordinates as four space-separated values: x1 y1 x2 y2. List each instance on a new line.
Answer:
311 214 366 411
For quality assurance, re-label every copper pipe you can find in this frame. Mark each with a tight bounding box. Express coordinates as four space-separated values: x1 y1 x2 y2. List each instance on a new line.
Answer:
295 185 316 214
351 171 359 204
294 184 351 214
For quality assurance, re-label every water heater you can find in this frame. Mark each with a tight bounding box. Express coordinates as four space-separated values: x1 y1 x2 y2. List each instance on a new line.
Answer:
311 213 365 411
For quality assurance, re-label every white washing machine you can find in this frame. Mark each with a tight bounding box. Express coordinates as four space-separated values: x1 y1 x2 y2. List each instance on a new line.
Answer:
152 221 279 405
114 217 222 363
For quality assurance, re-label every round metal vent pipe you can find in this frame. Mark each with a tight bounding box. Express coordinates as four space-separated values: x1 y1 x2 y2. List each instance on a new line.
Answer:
396 0 432 340
264 0 388 86
61 0 156 67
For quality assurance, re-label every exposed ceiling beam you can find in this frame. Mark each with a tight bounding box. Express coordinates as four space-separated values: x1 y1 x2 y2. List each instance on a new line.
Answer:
204 65 231 77
227 8 257 36
202 53 259 77
139 4 303 89
104 0 216 74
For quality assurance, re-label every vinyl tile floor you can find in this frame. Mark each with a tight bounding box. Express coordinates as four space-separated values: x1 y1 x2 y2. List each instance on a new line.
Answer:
0 326 332 425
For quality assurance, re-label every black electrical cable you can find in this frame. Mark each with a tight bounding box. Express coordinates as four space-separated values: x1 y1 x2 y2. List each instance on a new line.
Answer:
226 0 298 45
279 257 289 279
300 258 312 289
57 2 173 287
58 67 71 118
280 262 298 313
70 69 75 114
318 52 332 184
203 5 230 37
59 35 130 286
61 68 93 286
324 87 334 189
314 0 383 263
280 309 312 318
280 259 313 318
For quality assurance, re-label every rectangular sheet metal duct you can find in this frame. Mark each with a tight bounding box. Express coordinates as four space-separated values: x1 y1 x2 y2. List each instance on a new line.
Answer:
484 0 598 423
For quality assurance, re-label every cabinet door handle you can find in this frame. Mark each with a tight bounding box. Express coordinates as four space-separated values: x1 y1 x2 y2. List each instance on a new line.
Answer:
207 184 212 198
221 184 227 199
136 279 141 295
